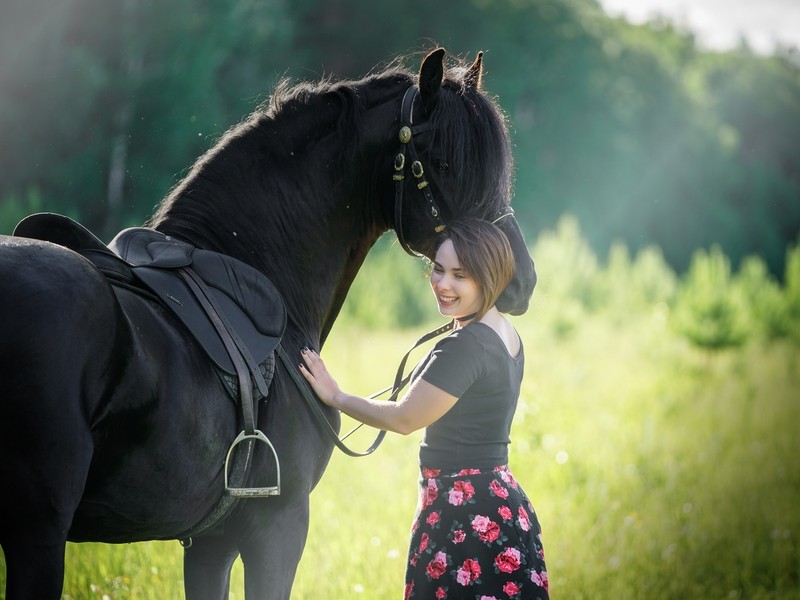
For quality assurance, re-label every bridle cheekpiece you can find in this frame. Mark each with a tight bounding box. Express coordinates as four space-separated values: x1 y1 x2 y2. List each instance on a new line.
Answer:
393 85 447 257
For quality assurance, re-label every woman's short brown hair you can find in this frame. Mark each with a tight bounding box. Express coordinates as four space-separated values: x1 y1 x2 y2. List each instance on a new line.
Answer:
433 218 516 319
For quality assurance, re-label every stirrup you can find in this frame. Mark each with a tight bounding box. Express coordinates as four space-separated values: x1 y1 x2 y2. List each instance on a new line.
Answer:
224 430 281 497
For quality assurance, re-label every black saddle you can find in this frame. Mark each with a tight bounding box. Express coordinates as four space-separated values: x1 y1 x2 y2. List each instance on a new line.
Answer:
14 212 286 377
15 212 289 524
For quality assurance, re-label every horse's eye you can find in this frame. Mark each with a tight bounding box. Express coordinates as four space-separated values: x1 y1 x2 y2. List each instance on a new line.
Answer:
433 159 449 173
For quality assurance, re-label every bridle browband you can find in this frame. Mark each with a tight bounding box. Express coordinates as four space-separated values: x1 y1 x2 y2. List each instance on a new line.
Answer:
393 85 447 257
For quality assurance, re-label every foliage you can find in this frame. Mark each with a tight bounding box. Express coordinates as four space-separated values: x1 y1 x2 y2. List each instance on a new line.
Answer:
734 254 791 341
3 222 800 597
670 245 748 351
335 234 435 330
5 295 798 598
2 0 799 278
782 241 800 343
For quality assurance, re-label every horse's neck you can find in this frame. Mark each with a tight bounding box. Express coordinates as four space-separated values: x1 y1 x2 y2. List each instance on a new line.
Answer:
154 100 395 345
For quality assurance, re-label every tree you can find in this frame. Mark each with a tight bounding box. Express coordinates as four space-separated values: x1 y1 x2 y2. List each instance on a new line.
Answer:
671 246 748 351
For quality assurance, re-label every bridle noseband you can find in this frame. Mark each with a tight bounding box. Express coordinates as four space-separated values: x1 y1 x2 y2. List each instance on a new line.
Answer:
393 85 447 257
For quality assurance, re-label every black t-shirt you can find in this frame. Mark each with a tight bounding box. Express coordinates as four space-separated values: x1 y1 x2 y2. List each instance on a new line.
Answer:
412 322 524 470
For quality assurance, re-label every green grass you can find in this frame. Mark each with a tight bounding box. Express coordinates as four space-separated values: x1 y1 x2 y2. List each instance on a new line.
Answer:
2 309 798 599
3 223 800 600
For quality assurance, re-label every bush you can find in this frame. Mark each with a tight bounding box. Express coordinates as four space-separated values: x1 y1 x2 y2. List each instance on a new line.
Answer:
338 234 434 330
0 188 45 235
671 245 749 351
734 254 788 340
783 240 800 344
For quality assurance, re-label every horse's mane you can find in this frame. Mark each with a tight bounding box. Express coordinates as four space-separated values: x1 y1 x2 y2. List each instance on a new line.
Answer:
150 52 513 246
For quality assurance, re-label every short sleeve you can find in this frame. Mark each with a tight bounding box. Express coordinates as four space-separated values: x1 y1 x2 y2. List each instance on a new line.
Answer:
417 329 486 398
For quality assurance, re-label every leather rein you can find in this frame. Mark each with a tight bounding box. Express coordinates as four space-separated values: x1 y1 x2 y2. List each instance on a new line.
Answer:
277 320 454 457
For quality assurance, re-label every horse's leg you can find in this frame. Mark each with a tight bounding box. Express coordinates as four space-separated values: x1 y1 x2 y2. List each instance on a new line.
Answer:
2 538 67 600
183 533 240 600
0 390 94 600
237 496 311 600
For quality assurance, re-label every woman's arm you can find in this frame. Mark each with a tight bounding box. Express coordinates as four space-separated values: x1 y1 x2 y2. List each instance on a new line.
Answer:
299 348 458 435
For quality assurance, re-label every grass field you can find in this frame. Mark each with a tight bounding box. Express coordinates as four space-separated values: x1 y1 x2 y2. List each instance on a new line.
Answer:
2 228 799 598
2 308 798 599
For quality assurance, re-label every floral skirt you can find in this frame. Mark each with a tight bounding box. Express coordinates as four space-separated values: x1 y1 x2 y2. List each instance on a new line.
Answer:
404 465 549 600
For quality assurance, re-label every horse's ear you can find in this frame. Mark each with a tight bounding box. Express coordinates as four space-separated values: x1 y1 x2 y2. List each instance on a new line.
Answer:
464 51 484 89
418 48 445 114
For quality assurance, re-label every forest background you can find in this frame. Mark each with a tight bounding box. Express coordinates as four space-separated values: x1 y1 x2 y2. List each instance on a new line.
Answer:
1 0 799 277
1 0 799 598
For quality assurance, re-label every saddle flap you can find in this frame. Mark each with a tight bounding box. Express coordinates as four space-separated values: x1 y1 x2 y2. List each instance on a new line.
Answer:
132 250 287 374
13 213 111 253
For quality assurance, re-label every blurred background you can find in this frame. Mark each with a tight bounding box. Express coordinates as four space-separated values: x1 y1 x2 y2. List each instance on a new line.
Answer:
1 0 798 277
1 1 799 598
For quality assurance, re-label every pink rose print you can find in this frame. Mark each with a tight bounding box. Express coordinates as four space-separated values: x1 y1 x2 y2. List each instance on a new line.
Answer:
503 581 521 597
517 507 531 532
427 511 441 527
498 469 519 488
452 529 466 544
404 581 414 600
498 505 513 521
419 532 429 553
531 569 549 591
448 481 475 506
479 597 498 600
455 557 481 586
458 468 482 475
423 479 439 508
494 547 521 573
471 515 500 543
426 551 448 580
435 586 447 599
423 467 441 478
489 479 509 498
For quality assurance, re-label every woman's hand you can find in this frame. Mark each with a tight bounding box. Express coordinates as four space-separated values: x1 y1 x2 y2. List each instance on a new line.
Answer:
299 347 459 435
299 348 342 408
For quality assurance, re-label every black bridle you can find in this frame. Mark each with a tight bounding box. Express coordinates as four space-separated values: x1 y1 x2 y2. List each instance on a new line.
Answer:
393 85 447 257
392 85 517 255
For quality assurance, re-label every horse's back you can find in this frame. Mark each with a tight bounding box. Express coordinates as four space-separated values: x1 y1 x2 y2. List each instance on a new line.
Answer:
0 235 121 410
0 235 233 542
0 236 121 547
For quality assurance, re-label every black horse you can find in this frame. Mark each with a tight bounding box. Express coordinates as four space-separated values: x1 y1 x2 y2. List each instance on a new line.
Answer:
0 48 535 599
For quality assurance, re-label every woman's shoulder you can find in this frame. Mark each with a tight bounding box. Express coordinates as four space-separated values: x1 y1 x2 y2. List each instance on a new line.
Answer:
471 315 521 359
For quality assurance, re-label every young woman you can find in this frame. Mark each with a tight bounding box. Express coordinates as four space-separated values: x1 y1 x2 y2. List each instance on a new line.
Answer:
299 218 549 599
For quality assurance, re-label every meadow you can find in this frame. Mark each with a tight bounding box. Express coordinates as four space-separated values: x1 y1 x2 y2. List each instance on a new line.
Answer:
2 218 799 598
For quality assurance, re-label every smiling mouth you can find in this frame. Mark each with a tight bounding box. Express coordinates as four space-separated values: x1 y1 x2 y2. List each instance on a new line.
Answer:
438 294 458 307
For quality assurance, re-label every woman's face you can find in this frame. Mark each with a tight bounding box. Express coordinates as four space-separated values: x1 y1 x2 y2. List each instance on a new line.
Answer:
429 239 483 320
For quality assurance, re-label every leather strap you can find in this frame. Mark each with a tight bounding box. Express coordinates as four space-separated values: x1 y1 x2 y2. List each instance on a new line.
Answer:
277 319 455 457
178 268 267 433
394 85 446 257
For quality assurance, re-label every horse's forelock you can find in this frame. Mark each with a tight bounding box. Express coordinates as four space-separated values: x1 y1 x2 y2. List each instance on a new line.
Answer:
432 77 514 221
